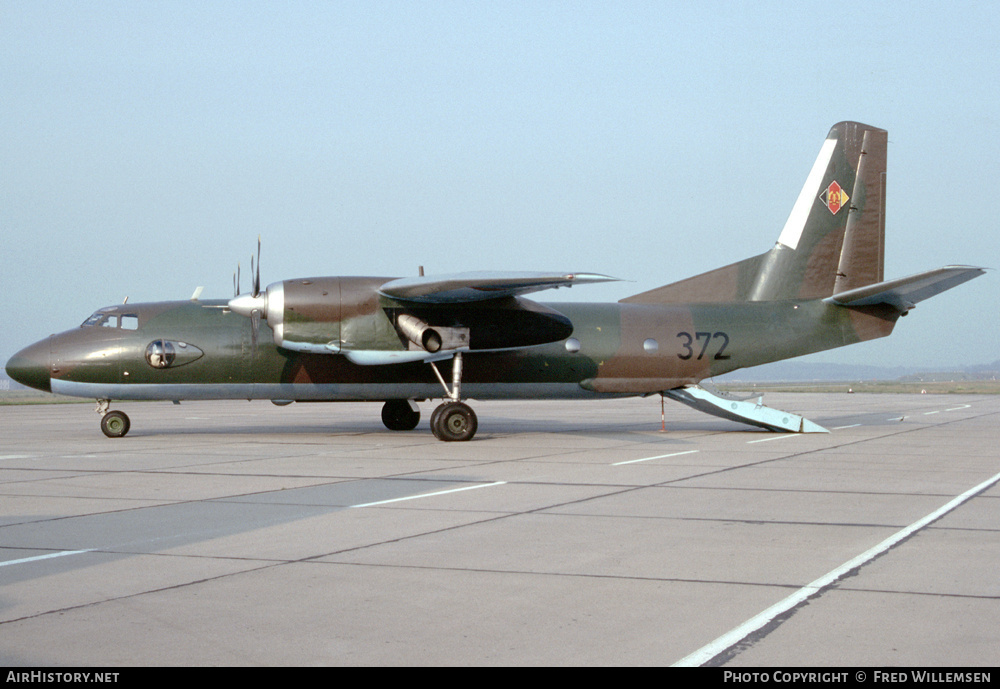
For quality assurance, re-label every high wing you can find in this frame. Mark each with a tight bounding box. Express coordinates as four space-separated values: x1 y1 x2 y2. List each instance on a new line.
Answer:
379 271 619 303
824 265 985 312
227 270 619 362
365 271 620 364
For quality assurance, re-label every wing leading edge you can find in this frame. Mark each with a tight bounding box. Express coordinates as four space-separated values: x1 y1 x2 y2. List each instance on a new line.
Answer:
379 271 619 304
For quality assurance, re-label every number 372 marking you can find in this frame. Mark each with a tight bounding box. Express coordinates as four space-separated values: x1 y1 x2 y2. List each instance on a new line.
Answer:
677 331 731 360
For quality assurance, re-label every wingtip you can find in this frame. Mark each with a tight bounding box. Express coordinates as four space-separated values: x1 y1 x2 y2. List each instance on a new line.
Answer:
564 272 621 284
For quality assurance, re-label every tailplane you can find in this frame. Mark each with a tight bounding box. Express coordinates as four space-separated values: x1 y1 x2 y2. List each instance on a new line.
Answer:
623 122 887 304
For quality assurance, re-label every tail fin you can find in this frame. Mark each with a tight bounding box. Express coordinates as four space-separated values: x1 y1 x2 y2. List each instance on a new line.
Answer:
622 122 888 304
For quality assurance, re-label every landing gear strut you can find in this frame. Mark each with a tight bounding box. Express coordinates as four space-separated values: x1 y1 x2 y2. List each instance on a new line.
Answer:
96 399 130 438
428 351 478 442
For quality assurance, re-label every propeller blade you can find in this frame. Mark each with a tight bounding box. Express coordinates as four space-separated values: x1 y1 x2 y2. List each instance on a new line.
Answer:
252 236 261 298
250 308 261 351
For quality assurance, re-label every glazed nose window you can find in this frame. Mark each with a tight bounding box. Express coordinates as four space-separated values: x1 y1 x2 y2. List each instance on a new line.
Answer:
145 340 176 368
143 340 204 369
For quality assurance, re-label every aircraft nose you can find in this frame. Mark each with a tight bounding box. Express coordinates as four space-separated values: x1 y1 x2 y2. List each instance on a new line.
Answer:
5 339 51 393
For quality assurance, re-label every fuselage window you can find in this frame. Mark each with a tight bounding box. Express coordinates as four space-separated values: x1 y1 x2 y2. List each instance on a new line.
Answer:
121 315 139 330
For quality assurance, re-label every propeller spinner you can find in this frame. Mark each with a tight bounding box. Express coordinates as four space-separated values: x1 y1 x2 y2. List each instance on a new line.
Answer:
228 237 268 347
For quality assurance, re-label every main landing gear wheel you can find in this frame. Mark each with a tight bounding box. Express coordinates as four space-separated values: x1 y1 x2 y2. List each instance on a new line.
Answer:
381 399 421 431
431 401 478 442
100 410 131 438
429 403 444 432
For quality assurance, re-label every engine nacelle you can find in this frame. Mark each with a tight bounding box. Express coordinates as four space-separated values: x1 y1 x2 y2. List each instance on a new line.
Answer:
230 277 400 354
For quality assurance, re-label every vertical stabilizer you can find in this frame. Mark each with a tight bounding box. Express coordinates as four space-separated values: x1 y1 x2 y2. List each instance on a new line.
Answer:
623 122 888 304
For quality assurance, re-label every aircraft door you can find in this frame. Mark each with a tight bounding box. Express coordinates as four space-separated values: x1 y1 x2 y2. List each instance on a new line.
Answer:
116 313 140 385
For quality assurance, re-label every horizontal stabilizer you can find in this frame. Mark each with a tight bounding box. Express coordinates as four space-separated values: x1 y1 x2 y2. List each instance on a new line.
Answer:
824 265 985 312
379 271 618 304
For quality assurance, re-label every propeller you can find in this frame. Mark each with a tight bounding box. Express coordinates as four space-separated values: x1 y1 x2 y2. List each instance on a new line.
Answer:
229 237 266 351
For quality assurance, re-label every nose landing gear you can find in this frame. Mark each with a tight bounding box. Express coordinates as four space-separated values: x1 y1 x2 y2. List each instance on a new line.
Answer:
96 400 131 438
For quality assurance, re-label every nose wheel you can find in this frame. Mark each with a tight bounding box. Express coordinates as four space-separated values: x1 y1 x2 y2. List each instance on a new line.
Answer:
96 400 131 438
99 410 131 438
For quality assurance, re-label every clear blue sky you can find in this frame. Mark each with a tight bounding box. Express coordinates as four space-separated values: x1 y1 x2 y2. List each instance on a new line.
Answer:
2 1 996 370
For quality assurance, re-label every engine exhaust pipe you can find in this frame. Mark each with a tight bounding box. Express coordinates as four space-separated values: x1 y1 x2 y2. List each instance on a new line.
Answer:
396 314 442 353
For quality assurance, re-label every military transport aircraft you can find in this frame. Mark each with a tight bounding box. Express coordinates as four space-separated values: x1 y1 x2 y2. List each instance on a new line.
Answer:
6 122 985 441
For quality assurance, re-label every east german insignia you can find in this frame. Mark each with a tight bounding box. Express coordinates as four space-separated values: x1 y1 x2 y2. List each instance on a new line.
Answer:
820 181 849 214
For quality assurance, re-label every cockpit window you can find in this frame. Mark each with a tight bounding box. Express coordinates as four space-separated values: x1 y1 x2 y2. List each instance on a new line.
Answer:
82 312 111 327
82 311 140 329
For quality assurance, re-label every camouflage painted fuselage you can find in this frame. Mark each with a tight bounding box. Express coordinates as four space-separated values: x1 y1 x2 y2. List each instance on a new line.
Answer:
16 290 897 403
